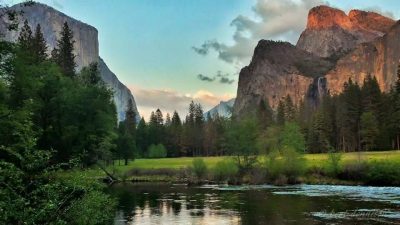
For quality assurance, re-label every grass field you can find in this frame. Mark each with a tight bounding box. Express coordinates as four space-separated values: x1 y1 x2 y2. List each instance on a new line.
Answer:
110 150 400 173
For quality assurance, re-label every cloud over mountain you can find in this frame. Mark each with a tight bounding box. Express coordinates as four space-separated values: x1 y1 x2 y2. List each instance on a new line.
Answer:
193 0 325 65
129 86 234 120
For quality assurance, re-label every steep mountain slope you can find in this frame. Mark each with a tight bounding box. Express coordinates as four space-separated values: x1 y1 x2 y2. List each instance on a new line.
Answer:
233 5 399 118
233 40 334 116
0 2 139 121
204 98 235 119
326 21 400 94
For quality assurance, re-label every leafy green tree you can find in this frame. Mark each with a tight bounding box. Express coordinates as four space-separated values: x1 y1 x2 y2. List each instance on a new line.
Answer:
282 122 305 153
225 117 259 172
148 144 167 158
0 38 116 224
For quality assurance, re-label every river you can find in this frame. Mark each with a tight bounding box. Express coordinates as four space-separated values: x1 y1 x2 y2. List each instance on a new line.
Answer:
110 183 400 225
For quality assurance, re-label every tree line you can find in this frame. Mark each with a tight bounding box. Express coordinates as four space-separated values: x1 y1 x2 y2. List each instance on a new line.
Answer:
1 19 117 224
117 69 400 164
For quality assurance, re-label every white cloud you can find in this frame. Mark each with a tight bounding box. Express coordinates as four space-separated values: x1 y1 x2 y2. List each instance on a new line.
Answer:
129 86 234 120
193 0 325 65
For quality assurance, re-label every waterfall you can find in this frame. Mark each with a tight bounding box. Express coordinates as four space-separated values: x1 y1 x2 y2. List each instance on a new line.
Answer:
317 77 324 98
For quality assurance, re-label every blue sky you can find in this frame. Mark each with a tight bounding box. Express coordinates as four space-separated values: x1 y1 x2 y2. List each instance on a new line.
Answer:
5 0 400 118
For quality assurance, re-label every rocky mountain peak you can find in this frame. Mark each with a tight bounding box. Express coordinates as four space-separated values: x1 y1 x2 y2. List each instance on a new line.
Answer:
297 5 395 58
306 5 353 30
348 9 395 33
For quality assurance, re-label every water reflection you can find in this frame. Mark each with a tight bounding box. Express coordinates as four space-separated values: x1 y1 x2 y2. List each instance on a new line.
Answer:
110 183 400 225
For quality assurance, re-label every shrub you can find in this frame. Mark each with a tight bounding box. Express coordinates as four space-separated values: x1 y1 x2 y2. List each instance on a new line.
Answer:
265 150 283 180
147 144 167 158
265 148 305 184
366 161 400 186
192 158 208 179
338 161 369 181
281 147 306 183
212 159 239 183
67 191 116 225
325 151 342 177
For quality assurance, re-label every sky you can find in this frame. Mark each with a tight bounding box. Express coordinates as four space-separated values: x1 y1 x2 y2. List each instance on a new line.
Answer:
5 0 400 119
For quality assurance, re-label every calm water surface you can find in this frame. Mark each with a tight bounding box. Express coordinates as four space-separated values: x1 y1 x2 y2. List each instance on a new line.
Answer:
110 183 400 225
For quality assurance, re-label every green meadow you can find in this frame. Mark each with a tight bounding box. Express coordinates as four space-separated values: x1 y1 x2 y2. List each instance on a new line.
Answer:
109 150 400 172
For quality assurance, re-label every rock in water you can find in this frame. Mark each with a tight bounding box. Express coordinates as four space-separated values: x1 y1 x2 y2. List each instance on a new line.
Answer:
0 2 139 121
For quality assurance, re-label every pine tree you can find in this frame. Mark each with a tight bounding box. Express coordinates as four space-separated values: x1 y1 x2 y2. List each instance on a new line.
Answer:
307 110 331 153
193 103 205 156
361 75 381 114
181 101 196 156
117 100 137 165
32 24 47 63
396 63 400 93
165 113 171 126
284 95 295 122
18 20 33 51
136 117 148 157
155 108 164 125
276 100 285 125
336 79 362 151
125 99 137 137
170 111 182 157
80 63 101 86
360 112 379 151
54 22 76 77
257 99 273 129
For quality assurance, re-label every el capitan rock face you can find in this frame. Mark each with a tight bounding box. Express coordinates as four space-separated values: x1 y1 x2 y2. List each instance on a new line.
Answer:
234 5 399 117
0 2 139 121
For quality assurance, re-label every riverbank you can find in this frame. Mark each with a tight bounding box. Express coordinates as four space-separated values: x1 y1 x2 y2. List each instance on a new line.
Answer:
66 151 400 186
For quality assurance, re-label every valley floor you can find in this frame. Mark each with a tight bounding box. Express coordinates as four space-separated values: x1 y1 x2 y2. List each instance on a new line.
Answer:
63 151 400 187
116 150 400 171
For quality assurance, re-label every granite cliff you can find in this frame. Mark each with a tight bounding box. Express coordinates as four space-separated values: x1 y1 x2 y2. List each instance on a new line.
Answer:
233 5 399 117
0 2 139 121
